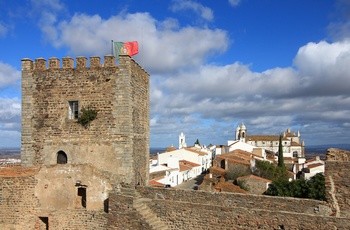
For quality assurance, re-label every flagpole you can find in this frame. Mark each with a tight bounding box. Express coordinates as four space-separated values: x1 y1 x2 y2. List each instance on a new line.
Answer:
141 28 144 66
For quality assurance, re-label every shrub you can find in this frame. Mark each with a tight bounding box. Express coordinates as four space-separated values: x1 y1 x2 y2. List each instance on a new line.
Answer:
77 106 97 128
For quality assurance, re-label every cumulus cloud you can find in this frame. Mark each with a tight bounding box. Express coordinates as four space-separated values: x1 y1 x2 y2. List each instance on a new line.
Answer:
30 0 66 43
294 40 350 96
0 97 21 148
170 0 214 21
328 0 350 41
150 39 350 146
40 12 228 74
228 0 241 7
0 61 21 89
24 0 350 147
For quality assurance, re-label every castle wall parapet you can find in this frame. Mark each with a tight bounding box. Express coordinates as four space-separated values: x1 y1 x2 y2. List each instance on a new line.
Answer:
21 55 118 70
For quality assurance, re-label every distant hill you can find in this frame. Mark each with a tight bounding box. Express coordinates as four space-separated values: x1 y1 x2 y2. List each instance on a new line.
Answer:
306 144 350 154
0 149 20 159
150 147 166 155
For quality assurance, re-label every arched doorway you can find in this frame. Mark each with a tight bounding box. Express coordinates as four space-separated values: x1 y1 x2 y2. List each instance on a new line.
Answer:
57 151 67 164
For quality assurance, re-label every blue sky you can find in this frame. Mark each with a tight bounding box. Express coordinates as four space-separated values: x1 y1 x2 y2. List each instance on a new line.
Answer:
1 0 350 149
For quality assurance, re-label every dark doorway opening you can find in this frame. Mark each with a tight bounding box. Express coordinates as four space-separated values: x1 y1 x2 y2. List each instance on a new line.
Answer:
57 151 67 164
220 160 225 169
78 187 86 208
104 198 109 213
39 216 49 230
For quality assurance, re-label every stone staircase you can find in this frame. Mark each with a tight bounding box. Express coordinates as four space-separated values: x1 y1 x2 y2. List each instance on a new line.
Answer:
121 188 169 230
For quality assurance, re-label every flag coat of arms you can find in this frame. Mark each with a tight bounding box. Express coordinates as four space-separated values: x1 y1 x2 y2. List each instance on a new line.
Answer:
113 41 138 58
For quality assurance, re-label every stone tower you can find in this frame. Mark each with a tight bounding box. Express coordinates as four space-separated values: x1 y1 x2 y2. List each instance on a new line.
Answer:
235 123 247 142
21 55 150 186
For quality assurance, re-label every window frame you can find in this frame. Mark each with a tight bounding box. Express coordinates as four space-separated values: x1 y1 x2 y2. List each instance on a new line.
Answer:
68 100 79 120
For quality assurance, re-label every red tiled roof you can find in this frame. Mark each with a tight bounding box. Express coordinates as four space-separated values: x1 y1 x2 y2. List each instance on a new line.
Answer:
246 135 279 141
184 147 208 156
226 158 251 166
306 163 324 169
236 174 272 183
210 167 226 175
179 160 201 167
285 132 297 137
178 160 201 172
165 146 177 152
179 164 191 172
291 141 301 146
149 179 164 187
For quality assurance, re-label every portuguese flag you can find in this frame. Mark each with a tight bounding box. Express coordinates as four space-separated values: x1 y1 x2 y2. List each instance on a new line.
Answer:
113 41 139 58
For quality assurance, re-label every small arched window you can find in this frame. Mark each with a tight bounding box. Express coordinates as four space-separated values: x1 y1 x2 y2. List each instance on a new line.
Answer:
57 151 68 164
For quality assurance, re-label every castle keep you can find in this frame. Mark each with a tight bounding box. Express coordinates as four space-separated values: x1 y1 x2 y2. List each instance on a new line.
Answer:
21 55 150 186
0 55 350 229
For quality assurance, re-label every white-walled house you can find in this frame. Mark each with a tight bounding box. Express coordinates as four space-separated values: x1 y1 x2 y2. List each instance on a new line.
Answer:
149 133 212 187
301 156 325 180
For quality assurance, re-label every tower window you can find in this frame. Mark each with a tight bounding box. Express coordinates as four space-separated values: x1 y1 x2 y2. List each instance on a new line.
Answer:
57 151 67 164
68 101 79 119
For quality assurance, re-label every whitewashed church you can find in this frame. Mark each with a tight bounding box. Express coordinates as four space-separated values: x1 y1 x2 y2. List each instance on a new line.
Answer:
232 123 305 159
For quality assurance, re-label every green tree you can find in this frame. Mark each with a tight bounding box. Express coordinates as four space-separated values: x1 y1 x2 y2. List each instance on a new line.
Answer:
307 173 326 201
277 133 285 169
194 139 200 146
266 173 326 201
253 159 288 181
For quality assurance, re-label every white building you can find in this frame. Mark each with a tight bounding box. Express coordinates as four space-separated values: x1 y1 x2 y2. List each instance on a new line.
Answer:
234 123 305 159
300 156 325 180
149 133 212 187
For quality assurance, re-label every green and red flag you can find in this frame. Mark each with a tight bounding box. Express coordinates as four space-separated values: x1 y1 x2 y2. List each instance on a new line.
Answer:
113 41 138 58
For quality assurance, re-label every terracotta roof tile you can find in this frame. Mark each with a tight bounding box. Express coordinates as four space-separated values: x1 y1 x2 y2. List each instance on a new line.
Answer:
246 135 279 141
165 146 177 152
149 179 165 187
291 141 301 146
306 163 324 169
179 160 201 167
236 174 272 183
184 147 208 156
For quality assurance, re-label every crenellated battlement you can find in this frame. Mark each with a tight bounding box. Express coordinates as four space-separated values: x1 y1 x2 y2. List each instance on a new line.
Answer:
21 55 118 71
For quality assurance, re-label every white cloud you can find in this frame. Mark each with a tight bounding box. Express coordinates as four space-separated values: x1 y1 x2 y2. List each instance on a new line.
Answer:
30 0 64 11
228 0 241 7
41 12 228 74
24 1 350 147
0 21 7 37
0 96 21 148
0 62 21 88
0 97 21 131
170 0 214 21
294 40 350 96
148 38 350 146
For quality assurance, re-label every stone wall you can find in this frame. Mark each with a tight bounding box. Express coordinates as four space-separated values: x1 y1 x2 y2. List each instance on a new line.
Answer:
21 55 149 187
135 187 350 229
0 167 39 229
325 148 350 218
0 166 109 229
136 186 330 215
143 199 348 229
107 192 152 229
